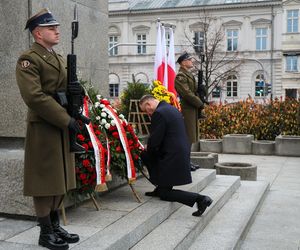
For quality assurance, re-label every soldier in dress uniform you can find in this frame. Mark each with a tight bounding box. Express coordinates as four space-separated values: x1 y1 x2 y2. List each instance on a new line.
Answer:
15 8 80 250
175 52 204 171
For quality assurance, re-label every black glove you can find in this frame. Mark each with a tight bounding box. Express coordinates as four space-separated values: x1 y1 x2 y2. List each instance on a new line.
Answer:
68 118 81 133
68 81 83 95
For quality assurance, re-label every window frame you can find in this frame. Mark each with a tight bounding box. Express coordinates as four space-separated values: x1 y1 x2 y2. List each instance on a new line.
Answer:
227 29 238 52
255 28 267 51
109 83 119 97
137 33 147 55
109 35 118 56
226 75 238 97
286 55 298 72
287 9 299 33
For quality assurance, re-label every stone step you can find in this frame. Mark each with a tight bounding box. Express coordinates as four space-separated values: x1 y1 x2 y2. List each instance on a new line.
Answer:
131 175 241 250
70 169 217 250
188 180 269 250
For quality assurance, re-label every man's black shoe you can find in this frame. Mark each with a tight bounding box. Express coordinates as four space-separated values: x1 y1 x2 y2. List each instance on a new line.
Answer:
190 165 197 171
145 188 158 197
190 163 200 171
192 196 213 217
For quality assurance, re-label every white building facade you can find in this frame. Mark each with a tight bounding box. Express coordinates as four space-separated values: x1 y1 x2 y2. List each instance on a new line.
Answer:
108 0 300 102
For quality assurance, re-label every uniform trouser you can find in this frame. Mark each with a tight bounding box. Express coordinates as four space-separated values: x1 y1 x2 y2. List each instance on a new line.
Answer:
156 186 201 207
33 195 64 218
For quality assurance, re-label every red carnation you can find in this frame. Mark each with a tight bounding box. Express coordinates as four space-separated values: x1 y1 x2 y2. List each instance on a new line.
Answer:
77 134 85 141
79 173 87 180
128 139 134 145
95 130 101 135
116 146 122 152
112 131 119 139
88 141 93 148
109 125 117 131
82 143 89 151
82 159 90 167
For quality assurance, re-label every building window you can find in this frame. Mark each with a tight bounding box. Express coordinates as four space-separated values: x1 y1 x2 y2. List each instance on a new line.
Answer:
227 29 238 51
226 75 238 97
194 31 204 53
109 84 119 97
137 34 146 54
287 10 299 33
256 28 267 51
285 89 297 99
255 74 266 97
212 86 221 98
286 56 298 72
109 36 118 56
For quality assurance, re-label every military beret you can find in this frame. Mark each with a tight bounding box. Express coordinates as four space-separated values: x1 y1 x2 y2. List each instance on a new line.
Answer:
25 8 60 33
176 52 192 64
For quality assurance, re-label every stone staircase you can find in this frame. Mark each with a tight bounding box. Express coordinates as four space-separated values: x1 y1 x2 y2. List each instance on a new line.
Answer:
68 169 269 250
4 168 269 250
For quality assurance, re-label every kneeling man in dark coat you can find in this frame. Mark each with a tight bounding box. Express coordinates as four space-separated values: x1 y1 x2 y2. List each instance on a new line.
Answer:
139 95 212 216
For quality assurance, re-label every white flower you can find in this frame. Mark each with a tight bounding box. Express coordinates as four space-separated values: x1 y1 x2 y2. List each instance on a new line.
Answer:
96 95 101 100
119 114 125 119
101 112 107 117
96 116 100 120
108 115 112 119
110 120 116 126
101 119 107 125
105 123 111 129
94 102 100 108
100 104 105 108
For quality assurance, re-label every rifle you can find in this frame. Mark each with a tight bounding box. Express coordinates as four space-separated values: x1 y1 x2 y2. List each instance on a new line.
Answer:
67 5 90 153
197 70 209 105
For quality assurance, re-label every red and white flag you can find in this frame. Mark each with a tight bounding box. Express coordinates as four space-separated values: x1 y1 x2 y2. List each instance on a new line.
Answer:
161 25 168 88
154 22 164 83
167 27 176 95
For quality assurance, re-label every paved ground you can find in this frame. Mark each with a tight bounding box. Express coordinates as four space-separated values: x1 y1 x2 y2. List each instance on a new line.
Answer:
0 154 299 249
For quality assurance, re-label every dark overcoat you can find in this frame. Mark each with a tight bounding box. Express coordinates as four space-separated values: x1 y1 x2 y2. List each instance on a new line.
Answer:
16 42 76 196
175 67 203 144
145 101 192 187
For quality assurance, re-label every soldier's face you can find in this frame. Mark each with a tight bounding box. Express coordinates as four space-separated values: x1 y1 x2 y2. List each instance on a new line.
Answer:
182 58 193 69
35 26 60 47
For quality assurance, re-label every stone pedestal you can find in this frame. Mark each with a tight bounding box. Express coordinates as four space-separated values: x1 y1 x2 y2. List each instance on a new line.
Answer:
223 134 254 154
252 140 275 155
199 139 222 153
190 152 218 169
215 162 257 181
275 135 300 156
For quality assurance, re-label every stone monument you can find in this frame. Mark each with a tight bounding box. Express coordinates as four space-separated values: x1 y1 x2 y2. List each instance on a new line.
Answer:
0 0 109 216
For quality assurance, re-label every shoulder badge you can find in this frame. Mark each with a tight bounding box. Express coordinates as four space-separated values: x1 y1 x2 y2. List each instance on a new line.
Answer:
21 60 31 68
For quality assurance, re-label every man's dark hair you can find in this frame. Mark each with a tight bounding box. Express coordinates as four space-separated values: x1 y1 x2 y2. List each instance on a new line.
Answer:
139 94 156 106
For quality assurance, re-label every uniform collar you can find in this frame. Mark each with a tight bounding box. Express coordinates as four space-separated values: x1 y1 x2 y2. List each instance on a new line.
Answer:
32 42 60 71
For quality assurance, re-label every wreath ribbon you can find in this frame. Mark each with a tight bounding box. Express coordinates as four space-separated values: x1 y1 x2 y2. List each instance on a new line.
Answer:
103 105 136 183
83 97 107 191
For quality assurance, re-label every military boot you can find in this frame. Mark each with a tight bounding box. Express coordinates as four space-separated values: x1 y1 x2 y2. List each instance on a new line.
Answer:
38 215 69 250
50 210 80 243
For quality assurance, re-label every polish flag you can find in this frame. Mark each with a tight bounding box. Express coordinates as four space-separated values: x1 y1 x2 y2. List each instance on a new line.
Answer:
154 22 164 84
161 25 168 88
167 27 176 95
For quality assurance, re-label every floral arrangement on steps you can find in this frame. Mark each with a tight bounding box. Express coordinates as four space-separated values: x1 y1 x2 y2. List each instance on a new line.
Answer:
151 80 181 111
69 84 145 204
